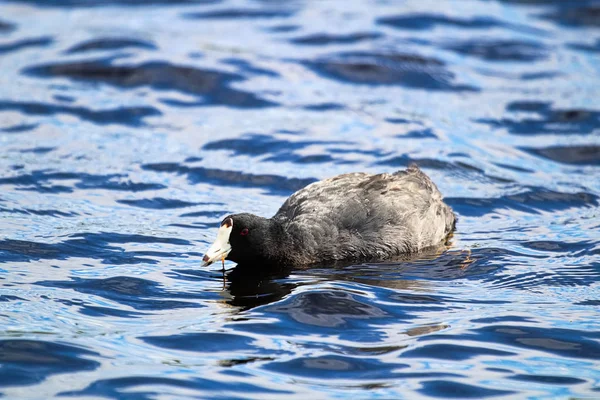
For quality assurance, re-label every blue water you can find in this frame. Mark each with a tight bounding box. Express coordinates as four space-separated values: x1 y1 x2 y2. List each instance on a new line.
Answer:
1 0 599 398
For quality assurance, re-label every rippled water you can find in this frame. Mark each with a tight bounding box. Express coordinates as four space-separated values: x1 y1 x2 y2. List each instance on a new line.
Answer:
1 0 599 398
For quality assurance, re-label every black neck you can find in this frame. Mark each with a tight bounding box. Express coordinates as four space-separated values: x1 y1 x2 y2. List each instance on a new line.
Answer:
265 217 312 266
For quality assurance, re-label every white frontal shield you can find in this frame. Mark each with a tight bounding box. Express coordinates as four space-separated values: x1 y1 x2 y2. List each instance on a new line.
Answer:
202 218 233 266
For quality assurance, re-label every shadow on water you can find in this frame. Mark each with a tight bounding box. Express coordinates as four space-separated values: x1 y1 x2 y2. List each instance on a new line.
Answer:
189 247 502 312
193 240 600 314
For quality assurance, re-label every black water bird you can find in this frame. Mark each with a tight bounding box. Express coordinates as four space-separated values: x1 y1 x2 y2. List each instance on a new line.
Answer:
202 165 455 268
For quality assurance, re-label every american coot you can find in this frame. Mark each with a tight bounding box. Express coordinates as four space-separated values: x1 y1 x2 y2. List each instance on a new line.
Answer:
202 164 456 268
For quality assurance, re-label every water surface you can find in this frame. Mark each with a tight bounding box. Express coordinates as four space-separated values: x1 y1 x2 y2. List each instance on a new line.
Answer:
1 0 599 398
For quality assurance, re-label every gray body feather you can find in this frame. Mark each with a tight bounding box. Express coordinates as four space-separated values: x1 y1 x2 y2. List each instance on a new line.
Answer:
270 165 456 266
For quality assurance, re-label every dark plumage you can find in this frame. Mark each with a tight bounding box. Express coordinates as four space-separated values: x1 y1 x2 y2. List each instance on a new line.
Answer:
202 165 456 268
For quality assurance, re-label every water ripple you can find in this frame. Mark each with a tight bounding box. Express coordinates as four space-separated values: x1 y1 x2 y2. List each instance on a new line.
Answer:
6 0 220 6
142 162 317 195
420 324 600 360
0 232 190 264
447 188 598 216
0 170 166 193
523 145 600 166
540 3 600 28
477 101 600 136
418 380 515 399
37 276 205 310
0 37 53 55
377 13 544 35
59 375 292 400
65 38 157 54
2 0 600 398
0 340 100 388
290 32 383 46
24 58 277 109
304 51 478 91
443 39 550 62
185 8 295 20
0 100 160 127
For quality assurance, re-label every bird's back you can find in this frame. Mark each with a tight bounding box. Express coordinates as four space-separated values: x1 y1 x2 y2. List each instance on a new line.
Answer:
273 165 455 265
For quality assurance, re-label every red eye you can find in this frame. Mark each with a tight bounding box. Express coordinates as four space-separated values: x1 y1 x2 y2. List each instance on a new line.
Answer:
240 228 249 236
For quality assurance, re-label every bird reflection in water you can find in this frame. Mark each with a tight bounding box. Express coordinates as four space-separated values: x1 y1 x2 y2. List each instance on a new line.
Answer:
220 245 477 311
